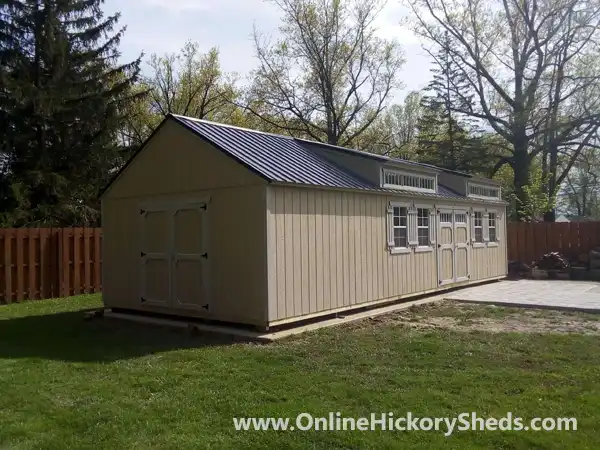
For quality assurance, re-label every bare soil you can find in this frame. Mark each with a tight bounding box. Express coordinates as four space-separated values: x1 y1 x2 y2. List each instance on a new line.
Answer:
352 301 600 335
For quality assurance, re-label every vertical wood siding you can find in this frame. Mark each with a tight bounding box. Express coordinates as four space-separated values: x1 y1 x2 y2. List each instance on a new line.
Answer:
266 187 438 322
266 186 508 323
470 211 508 281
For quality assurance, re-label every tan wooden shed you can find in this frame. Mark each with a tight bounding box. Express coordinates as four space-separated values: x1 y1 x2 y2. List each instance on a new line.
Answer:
101 114 508 330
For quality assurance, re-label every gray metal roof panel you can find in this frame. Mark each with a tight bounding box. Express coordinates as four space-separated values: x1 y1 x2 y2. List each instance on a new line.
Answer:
173 114 374 190
171 115 504 203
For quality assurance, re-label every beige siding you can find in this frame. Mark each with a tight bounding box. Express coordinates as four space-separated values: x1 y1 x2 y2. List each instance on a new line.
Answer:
104 120 261 200
265 186 508 324
102 119 269 326
266 186 439 323
470 207 508 281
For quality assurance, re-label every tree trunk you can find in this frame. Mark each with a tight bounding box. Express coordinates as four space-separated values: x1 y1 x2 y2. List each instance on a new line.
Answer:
512 140 530 221
543 209 556 222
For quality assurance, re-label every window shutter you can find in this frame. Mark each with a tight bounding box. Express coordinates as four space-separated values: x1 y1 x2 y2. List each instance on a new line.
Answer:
483 211 490 242
387 205 394 249
470 210 476 243
408 206 418 246
496 212 502 242
429 209 436 245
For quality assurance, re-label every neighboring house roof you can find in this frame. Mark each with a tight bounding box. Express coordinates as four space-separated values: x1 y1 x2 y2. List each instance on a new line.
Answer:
100 114 505 204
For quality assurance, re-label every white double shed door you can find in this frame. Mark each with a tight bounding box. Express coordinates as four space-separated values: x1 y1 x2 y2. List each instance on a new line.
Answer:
138 199 210 312
436 208 471 286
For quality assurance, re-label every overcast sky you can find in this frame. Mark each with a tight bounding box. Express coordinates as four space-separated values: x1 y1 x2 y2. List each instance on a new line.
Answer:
103 0 434 103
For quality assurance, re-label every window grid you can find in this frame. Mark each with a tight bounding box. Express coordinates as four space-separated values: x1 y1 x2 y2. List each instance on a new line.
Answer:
455 213 467 223
474 212 483 243
469 184 500 199
489 212 497 242
383 170 436 192
440 212 452 223
417 208 430 246
392 206 408 248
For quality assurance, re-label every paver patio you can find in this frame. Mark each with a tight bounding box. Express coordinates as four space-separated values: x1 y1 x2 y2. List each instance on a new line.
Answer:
444 279 600 312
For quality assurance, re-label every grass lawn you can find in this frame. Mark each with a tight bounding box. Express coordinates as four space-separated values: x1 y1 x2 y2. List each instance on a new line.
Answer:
0 296 599 449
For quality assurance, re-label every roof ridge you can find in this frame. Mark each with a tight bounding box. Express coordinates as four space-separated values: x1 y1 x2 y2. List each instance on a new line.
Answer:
169 114 296 140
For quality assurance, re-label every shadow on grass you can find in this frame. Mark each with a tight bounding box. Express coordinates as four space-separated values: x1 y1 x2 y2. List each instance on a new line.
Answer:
0 311 259 363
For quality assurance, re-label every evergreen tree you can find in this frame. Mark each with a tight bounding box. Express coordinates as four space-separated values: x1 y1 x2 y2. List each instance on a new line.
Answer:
0 0 141 226
417 33 491 174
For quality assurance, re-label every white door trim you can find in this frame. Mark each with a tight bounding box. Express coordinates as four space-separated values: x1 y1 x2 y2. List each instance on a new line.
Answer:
437 208 455 286
454 209 470 282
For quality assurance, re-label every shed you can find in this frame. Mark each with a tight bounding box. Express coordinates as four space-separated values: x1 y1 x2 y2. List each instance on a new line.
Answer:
101 114 508 329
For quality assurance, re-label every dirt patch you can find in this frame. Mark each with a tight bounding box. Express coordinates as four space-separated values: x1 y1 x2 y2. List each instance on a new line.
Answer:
351 301 600 335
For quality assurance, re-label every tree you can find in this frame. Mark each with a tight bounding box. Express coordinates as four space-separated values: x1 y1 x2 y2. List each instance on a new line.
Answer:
0 0 142 226
417 35 492 173
559 148 600 219
248 0 404 146
119 42 240 150
353 91 422 158
408 0 600 220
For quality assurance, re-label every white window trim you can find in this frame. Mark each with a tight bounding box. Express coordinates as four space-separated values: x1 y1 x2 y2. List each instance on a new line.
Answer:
472 209 486 248
387 201 411 254
467 182 501 200
414 203 434 252
487 211 499 247
381 168 437 194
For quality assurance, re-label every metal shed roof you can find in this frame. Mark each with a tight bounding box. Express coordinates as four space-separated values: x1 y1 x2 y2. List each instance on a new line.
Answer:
101 114 503 203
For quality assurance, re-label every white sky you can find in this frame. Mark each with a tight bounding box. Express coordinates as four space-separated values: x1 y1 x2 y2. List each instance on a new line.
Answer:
103 0 434 103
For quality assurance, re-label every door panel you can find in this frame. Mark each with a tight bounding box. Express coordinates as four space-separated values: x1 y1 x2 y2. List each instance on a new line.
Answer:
173 257 206 309
140 209 170 306
139 201 209 311
174 208 204 254
454 210 470 282
438 209 455 285
143 210 170 253
141 258 170 304
172 204 209 311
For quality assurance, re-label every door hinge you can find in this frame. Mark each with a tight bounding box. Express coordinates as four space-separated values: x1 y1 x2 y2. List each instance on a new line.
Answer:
201 253 208 259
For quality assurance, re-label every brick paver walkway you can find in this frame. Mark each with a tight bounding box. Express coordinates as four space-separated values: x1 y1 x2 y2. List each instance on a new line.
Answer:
444 280 600 312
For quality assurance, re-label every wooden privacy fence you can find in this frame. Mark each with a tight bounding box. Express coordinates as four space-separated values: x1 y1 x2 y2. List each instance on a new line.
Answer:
507 221 600 264
0 228 102 304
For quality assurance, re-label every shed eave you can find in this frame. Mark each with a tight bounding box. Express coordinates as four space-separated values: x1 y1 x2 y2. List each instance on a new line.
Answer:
268 181 508 205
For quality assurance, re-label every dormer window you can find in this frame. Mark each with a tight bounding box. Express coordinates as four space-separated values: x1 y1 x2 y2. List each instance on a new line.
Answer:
382 169 436 193
468 183 500 199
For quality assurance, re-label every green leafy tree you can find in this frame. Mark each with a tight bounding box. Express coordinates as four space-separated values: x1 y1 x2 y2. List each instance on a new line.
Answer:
0 0 142 226
409 0 600 220
353 91 422 159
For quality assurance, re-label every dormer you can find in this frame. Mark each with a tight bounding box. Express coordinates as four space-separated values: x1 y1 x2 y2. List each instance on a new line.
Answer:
466 180 502 200
380 166 438 194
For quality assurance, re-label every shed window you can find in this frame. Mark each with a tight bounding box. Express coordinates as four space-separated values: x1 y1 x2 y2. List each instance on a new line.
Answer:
392 206 408 248
489 212 497 242
468 183 500 199
474 212 483 243
382 169 436 193
440 212 452 223
417 208 430 246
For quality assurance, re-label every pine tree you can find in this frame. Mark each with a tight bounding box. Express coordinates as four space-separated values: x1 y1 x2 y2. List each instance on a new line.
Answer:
417 33 491 174
0 0 142 226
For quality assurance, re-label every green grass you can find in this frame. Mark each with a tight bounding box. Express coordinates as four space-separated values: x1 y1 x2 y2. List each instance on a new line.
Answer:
1 296 599 449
